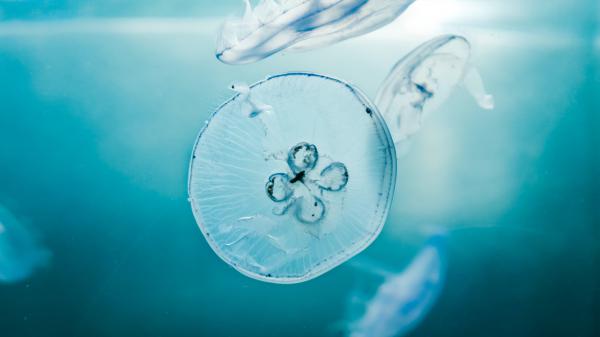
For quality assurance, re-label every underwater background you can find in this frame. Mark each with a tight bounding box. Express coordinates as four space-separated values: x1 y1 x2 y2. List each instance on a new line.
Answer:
0 0 598 336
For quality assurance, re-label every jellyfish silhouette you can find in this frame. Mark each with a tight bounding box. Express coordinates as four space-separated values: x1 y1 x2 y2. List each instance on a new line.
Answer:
375 34 495 143
188 72 396 283
345 234 447 337
216 0 417 64
0 205 50 283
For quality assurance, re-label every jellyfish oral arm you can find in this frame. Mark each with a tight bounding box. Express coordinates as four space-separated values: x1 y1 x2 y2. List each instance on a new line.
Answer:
462 65 495 110
230 81 273 117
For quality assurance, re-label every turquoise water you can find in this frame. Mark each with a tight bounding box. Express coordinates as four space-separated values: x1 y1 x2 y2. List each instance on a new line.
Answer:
0 1 598 336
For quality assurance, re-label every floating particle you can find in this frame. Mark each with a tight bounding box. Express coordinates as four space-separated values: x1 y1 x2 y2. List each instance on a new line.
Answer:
375 34 495 143
0 205 50 283
188 72 396 283
346 235 447 337
216 0 417 64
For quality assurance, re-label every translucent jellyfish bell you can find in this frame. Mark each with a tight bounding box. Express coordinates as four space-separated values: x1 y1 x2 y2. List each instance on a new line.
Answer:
0 205 50 283
216 0 417 64
188 73 396 283
375 34 495 143
346 234 447 337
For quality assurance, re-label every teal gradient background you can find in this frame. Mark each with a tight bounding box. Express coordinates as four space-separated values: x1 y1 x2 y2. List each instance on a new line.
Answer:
0 1 598 336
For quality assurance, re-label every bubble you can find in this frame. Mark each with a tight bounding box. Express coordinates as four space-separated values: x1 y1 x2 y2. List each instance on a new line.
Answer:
188 72 396 283
375 34 495 143
216 0 417 64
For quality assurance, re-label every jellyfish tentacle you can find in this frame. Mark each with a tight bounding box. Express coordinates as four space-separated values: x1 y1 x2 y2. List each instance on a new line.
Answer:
254 0 285 24
242 0 261 29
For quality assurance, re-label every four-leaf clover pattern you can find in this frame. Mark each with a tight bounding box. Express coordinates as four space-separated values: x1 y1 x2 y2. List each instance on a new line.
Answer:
265 142 349 224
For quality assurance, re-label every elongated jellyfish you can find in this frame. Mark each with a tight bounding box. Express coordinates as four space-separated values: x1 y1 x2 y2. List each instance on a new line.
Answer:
216 0 417 64
188 72 396 283
375 34 495 143
345 234 447 337
0 205 50 283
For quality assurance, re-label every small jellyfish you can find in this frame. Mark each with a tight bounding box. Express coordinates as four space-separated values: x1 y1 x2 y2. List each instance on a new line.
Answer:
230 81 273 117
345 234 447 337
0 205 50 283
188 72 396 283
375 34 495 143
216 0 418 64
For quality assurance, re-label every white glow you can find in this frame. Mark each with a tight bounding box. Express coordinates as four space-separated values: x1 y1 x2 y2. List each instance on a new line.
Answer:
363 0 495 40
0 18 221 36
401 0 467 33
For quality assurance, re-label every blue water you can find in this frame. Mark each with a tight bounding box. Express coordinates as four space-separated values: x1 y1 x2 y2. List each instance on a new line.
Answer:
0 1 598 336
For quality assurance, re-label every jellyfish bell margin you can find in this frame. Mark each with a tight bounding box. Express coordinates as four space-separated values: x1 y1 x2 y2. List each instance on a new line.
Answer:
188 72 397 284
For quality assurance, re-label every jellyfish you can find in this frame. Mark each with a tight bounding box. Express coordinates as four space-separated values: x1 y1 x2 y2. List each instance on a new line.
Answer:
188 72 396 283
216 0 417 64
230 81 273 117
345 234 447 337
0 205 51 283
375 34 495 144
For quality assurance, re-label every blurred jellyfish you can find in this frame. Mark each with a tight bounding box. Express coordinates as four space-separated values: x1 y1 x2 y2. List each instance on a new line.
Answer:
375 34 495 143
0 205 50 283
216 0 417 64
189 72 396 283
345 234 446 337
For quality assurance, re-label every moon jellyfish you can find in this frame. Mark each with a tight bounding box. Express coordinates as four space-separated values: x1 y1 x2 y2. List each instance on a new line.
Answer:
216 0 417 64
375 34 495 143
0 205 50 283
345 235 447 337
188 72 396 283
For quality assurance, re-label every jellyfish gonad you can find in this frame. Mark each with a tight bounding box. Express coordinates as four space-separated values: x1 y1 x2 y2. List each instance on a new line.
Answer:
216 0 417 64
375 34 495 143
345 234 447 337
188 72 396 283
0 205 50 283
